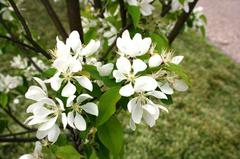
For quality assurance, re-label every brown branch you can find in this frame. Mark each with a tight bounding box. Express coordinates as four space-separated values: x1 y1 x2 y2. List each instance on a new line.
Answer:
66 0 84 43
0 137 37 143
118 0 127 28
2 107 35 131
0 34 36 51
8 0 52 59
0 130 36 138
160 0 172 17
167 0 199 44
40 0 68 40
93 0 104 18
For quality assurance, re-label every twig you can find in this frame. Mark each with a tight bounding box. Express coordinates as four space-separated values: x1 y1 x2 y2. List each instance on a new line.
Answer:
93 0 104 18
160 0 172 17
167 0 199 44
0 137 37 143
0 34 36 51
8 0 51 59
0 130 36 138
66 0 84 43
118 0 127 28
40 0 68 40
2 107 35 131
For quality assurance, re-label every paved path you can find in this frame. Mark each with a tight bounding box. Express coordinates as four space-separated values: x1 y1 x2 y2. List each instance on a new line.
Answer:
198 0 240 62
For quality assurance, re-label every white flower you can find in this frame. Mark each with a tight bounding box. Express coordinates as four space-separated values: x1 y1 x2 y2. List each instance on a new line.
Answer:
25 77 67 143
113 56 158 97
46 55 93 97
36 124 61 143
19 141 42 159
127 90 168 130
171 0 194 13
103 24 117 46
10 55 28 69
0 74 22 93
97 63 114 76
116 30 152 57
126 0 154 16
157 50 184 64
66 94 98 131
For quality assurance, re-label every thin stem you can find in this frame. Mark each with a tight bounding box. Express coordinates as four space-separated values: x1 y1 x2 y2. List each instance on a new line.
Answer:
66 0 84 43
8 0 51 59
0 130 36 138
118 0 127 28
167 0 199 44
0 137 37 143
40 0 68 40
2 107 35 131
93 0 104 18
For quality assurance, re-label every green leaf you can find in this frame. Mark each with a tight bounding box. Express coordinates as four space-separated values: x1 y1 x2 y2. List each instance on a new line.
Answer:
151 33 169 52
165 63 190 85
128 5 140 27
96 87 121 126
41 68 57 78
84 27 97 44
0 93 8 108
97 116 123 156
55 145 81 159
161 95 173 105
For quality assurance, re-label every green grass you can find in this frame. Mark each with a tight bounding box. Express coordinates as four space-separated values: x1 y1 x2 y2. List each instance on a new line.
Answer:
0 1 240 158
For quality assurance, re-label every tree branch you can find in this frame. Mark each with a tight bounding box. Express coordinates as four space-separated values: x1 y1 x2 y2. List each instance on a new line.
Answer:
40 0 68 40
160 0 172 17
0 130 36 138
118 0 127 28
2 107 35 131
66 0 84 43
8 0 52 59
93 0 104 18
0 137 37 143
167 0 199 44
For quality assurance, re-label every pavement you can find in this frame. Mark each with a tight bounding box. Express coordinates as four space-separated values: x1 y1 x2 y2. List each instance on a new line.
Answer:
198 0 240 62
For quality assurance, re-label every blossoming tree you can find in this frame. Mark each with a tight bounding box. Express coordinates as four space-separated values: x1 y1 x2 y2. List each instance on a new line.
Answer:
0 0 205 158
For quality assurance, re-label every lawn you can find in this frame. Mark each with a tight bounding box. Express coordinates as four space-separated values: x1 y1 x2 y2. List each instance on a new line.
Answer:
0 1 240 158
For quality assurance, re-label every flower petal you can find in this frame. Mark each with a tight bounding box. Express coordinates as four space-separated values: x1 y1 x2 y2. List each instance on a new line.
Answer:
113 70 127 82
61 81 76 97
143 111 155 127
48 124 60 143
77 94 93 104
97 63 114 76
127 97 138 113
81 40 100 56
148 54 162 68
67 111 75 128
66 95 76 107
81 102 98 116
74 76 93 91
159 82 174 95
116 56 131 74
119 83 134 97
66 30 82 52
38 116 58 131
132 59 147 75
134 76 158 93
131 103 143 124
171 56 184 64
173 79 188 92
146 91 168 99
74 113 86 131
25 86 47 101
61 113 67 129
33 77 47 93
46 72 63 91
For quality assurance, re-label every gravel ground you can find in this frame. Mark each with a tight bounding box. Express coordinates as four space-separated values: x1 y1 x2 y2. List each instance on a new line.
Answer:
198 0 240 62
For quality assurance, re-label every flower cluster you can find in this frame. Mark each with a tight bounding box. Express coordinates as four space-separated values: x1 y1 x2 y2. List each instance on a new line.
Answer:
0 73 22 93
24 30 188 144
113 30 188 129
171 0 194 13
126 0 155 16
